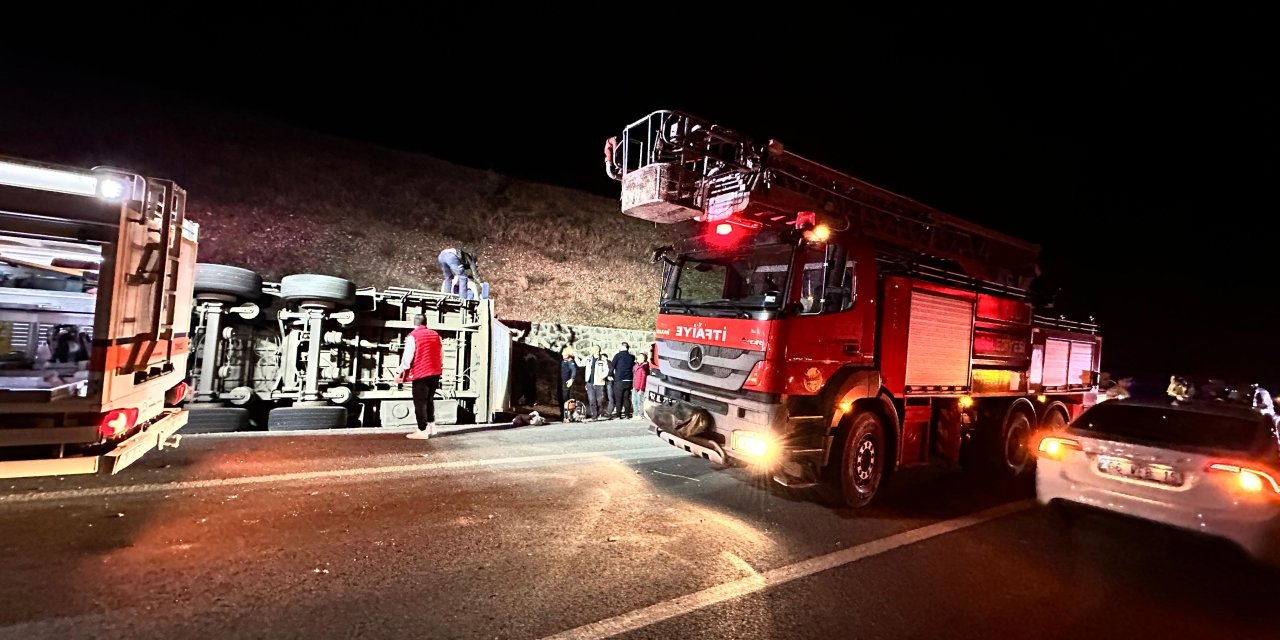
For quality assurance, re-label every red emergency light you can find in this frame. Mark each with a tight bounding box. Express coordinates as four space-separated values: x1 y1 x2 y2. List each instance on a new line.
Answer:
715 223 734 236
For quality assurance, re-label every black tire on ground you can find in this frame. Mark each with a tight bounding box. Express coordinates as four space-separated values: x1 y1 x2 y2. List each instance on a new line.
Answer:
279 274 356 306
1041 407 1069 431
184 407 250 433
820 410 887 509
267 405 348 431
1045 500 1077 531
992 409 1036 478
194 264 263 300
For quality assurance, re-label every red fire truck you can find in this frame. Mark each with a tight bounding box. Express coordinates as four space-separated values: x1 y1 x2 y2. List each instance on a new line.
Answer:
605 111 1101 507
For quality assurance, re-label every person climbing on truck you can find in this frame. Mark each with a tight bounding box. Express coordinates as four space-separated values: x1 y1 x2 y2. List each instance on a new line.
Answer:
438 246 482 299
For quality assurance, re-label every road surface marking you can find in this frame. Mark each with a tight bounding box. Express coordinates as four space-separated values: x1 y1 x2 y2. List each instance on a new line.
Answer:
540 499 1034 640
652 470 701 481
721 551 763 581
0 447 677 504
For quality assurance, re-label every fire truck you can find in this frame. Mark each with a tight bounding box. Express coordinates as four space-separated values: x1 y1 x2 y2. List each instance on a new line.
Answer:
0 156 195 478
605 111 1101 507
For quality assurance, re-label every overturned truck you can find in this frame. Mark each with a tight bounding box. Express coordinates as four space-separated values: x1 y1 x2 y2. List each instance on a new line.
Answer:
186 265 512 432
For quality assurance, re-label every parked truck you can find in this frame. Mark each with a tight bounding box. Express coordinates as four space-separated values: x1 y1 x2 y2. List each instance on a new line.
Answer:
185 269 511 432
0 155 195 478
605 111 1101 507
0 153 513 477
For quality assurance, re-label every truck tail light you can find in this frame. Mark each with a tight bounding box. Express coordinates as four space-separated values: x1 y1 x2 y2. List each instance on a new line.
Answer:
1206 463 1280 495
166 381 189 406
99 408 139 439
1036 435 1080 460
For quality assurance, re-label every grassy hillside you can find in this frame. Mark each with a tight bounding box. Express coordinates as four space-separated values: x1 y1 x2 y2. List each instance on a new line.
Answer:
0 100 669 329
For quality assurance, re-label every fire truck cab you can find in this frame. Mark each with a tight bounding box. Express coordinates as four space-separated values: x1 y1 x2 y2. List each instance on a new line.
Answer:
0 156 196 478
607 111 1100 507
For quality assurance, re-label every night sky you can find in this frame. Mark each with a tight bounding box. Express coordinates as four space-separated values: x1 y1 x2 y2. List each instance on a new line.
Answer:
4 8 1275 384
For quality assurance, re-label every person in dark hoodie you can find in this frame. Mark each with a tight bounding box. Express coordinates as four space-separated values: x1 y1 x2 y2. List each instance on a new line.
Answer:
610 342 636 419
559 348 578 422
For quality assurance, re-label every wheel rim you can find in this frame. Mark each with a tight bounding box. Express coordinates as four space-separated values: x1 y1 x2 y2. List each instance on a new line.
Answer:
1005 414 1032 470
854 436 878 487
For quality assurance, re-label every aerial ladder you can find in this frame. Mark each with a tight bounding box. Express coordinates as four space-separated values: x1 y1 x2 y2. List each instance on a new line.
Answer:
604 110 1042 292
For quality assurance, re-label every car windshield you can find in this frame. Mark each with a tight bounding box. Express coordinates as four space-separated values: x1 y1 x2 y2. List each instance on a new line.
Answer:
666 243 793 309
1071 402 1274 453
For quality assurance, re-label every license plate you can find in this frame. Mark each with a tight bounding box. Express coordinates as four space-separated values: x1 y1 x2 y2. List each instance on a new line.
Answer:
648 390 674 404
1096 456 1184 487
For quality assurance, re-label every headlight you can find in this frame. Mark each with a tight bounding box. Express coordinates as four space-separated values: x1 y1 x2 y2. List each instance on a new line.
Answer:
96 177 128 201
732 430 775 463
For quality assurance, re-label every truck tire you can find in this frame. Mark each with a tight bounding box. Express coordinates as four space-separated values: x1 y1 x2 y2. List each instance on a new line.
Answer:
1005 409 1036 477
280 274 356 307
195 264 263 300
184 407 250 433
820 409 887 509
985 407 1035 478
267 405 347 431
1040 407 1069 431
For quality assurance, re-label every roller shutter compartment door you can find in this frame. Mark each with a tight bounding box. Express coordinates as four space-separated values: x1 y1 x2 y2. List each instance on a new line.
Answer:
905 292 974 388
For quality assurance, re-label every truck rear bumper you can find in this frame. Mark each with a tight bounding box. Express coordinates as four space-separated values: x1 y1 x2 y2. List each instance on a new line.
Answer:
103 408 187 474
0 409 187 479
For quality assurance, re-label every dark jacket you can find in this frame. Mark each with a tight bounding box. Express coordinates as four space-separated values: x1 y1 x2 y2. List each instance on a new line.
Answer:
611 350 636 381
560 358 578 383
460 250 481 281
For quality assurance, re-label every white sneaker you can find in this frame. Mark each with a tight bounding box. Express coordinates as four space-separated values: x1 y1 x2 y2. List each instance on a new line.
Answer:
406 430 430 440
428 422 438 436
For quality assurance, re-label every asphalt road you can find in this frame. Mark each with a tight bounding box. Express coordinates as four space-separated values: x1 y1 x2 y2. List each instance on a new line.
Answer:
1 419 1276 640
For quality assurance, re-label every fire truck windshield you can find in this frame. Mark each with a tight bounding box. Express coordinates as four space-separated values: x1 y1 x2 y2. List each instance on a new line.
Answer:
663 243 793 312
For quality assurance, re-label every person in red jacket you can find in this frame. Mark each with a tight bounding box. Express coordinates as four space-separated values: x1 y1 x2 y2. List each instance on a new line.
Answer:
395 315 443 439
630 352 650 421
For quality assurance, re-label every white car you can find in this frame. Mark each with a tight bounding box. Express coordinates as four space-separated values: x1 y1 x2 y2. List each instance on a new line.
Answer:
1036 398 1280 564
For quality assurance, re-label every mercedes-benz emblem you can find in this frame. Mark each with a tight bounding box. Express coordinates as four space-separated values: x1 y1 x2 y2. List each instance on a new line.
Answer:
687 345 705 371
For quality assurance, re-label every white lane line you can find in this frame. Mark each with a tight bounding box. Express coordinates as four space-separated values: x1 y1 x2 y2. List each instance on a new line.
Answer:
652 470 701 482
539 499 1034 640
0 447 678 505
721 551 763 581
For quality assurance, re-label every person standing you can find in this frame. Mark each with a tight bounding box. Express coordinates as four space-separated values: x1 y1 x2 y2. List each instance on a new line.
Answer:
395 314 443 439
631 352 650 421
559 348 577 422
585 345 610 420
611 342 636 419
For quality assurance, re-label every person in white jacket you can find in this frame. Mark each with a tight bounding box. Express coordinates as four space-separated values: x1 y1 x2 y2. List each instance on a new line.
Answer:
584 346 611 420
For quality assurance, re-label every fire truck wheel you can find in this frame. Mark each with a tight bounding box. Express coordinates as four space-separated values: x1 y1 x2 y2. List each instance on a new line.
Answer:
194 264 263 300
280 274 356 307
184 407 250 433
821 410 886 509
267 406 348 430
1040 407 1069 431
994 409 1036 477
